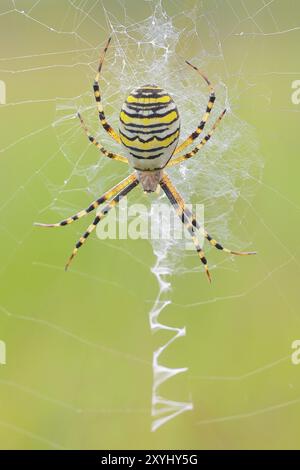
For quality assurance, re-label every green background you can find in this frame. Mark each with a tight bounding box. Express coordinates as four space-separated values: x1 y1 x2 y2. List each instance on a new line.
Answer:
0 0 299 449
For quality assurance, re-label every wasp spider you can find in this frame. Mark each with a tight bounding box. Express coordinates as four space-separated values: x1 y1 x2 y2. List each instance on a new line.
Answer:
35 37 256 282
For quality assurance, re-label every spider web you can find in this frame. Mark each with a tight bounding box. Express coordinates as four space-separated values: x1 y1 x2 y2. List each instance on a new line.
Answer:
0 0 299 450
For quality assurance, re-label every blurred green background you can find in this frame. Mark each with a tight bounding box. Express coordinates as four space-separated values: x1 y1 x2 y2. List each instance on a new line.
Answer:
0 0 299 450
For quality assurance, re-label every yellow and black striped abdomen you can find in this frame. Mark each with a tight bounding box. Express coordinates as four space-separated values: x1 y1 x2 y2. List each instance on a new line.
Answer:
119 85 180 171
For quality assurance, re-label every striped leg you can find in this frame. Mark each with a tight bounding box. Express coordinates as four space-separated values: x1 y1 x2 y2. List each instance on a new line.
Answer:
174 61 216 155
160 173 211 282
93 36 121 144
167 109 226 168
65 177 139 270
162 175 256 257
34 173 137 228
78 113 128 164
187 210 256 257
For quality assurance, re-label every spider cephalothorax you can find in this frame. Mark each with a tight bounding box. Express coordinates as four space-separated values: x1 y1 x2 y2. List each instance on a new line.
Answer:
35 37 256 282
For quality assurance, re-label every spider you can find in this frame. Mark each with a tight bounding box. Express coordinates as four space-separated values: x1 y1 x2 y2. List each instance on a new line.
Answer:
35 37 256 282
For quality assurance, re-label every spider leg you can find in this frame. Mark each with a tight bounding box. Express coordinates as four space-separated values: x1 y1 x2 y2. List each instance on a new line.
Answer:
77 113 128 164
174 61 216 155
161 174 256 257
34 173 137 228
93 36 121 144
160 173 211 282
65 177 139 270
187 210 256 256
167 109 226 168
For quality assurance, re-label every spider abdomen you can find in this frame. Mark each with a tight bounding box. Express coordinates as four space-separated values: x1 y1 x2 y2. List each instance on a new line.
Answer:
119 85 180 171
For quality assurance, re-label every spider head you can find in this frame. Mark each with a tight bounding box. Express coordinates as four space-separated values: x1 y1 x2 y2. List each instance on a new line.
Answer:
136 170 163 193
